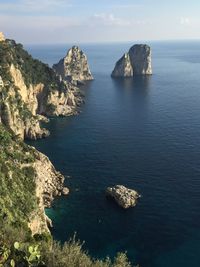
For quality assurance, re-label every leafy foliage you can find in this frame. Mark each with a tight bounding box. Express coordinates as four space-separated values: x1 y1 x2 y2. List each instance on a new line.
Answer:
0 39 65 91
0 124 37 226
0 227 134 267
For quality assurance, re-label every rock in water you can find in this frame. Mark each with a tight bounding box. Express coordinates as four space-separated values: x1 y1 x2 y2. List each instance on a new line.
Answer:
53 46 93 84
111 53 133 77
111 44 152 77
62 187 70 195
129 44 152 75
106 185 140 209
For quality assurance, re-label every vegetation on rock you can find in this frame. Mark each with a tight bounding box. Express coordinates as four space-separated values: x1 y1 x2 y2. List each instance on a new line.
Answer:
0 224 133 267
0 124 37 226
0 37 136 266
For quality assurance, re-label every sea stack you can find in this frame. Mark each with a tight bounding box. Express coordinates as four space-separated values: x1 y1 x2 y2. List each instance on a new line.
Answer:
0 32 5 42
111 44 152 77
53 46 93 84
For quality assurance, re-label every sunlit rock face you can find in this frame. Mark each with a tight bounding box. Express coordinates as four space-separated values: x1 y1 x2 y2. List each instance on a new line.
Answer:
0 32 5 42
111 44 152 77
129 44 152 75
53 46 93 84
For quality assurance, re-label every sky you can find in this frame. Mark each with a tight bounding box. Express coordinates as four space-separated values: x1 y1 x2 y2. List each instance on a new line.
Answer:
0 0 200 44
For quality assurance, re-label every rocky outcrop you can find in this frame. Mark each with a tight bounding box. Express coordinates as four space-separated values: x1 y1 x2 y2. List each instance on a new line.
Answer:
106 185 140 209
111 44 152 77
129 44 152 75
111 53 133 77
62 187 70 195
28 148 69 234
53 46 93 84
0 85 49 140
39 84 82 117
0 38 82 140
0 32 5 42
9 64 44 115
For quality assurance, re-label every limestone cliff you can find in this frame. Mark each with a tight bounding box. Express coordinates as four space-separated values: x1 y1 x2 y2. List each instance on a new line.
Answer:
53 46 93 84
0 123 66 234
0 83 49 140
28 149 66 234
112 44 152 77
0 36 82 140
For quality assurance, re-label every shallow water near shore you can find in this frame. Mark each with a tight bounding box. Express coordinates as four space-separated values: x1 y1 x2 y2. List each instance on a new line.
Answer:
27 41 200 267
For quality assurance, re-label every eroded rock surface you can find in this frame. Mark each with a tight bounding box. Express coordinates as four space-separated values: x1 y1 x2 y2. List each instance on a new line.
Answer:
28 149 66 234
0 38 82 140
111 53 133 77
106 185 140 209
53 46 93 84
112 44 152 77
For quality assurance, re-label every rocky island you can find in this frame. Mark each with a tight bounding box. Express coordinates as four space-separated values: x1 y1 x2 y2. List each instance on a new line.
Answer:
106 185 140 209
53 46 93 85
111 44 152 77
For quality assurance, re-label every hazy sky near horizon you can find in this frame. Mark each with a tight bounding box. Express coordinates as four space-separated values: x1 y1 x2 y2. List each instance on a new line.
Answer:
0 0 200 44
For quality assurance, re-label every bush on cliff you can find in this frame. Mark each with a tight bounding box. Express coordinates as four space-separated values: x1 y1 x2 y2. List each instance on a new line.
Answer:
0 225 133 267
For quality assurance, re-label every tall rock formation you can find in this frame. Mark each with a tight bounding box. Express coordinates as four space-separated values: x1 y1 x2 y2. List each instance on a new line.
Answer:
111 44 152 77
53 46 93 84
129 44 152 75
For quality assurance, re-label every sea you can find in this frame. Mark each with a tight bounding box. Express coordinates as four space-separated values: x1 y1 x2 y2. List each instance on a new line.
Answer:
26 41 200 267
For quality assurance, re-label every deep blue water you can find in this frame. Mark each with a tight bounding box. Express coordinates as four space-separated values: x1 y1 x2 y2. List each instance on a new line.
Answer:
26 41 200 267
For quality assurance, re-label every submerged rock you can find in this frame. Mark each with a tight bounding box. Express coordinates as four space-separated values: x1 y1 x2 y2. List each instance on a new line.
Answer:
62 187 70 195
53 46 93 83
111 44 152 77
106 185 140 209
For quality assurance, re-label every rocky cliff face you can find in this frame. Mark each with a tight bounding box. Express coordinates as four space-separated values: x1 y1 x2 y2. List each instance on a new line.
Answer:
112 44 152 77
111 53 133 77
0 83 49 140
0 36 82 140
0 122 67 235
53 46 93 84
28 149 66 234
129 44 152 75
0 34 79 235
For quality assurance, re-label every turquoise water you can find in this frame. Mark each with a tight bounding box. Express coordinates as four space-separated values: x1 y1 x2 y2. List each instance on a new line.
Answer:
27 41 200 267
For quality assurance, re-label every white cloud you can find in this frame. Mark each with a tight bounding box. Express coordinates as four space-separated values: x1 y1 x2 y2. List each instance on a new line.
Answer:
92 13 130 26
180 17 191 25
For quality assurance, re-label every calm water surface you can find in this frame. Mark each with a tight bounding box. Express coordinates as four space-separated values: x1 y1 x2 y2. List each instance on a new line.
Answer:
27 41 200 267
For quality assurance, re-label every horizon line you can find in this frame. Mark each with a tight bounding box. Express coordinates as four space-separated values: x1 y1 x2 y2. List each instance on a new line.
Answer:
21 38 200 46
